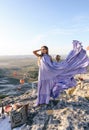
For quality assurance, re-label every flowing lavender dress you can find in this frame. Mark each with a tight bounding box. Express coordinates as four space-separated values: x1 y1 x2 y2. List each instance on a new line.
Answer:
36 40 89 105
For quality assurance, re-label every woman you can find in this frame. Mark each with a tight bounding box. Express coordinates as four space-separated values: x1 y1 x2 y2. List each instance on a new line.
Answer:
33 46 53 106
33 41 89 106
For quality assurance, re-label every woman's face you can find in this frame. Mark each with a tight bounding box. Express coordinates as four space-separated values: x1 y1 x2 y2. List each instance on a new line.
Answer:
41 47 48 54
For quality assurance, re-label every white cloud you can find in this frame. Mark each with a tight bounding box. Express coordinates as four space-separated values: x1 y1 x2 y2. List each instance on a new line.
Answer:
31 34 44 45
47 28 78 35
72 15 89 23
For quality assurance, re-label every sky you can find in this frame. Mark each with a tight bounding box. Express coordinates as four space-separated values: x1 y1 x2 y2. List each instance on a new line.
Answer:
0 0 89 56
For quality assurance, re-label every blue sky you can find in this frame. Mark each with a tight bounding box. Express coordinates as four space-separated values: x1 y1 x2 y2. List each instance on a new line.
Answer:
0 0 89 56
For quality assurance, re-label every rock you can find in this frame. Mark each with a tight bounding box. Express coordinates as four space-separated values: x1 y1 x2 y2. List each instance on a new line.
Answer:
2 73 89 130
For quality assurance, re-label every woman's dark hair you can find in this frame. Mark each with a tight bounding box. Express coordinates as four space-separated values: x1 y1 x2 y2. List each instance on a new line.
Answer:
41 46 49 56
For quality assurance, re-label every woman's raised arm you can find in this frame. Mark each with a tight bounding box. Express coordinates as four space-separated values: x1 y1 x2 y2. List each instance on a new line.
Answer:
33 49 41 57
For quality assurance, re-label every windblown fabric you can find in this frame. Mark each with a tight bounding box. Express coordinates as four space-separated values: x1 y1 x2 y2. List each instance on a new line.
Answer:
37 40 89 105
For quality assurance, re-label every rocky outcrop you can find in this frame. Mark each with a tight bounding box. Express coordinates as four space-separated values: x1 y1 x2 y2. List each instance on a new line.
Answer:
2 73 89 130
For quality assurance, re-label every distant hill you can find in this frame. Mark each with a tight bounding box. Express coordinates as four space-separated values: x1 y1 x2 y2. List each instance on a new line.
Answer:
0 55 36 59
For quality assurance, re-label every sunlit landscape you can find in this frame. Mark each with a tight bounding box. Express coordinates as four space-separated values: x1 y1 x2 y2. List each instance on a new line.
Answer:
0 55 38 97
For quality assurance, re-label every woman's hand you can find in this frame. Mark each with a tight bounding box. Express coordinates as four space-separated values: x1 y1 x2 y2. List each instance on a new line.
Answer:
33 49 41 57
